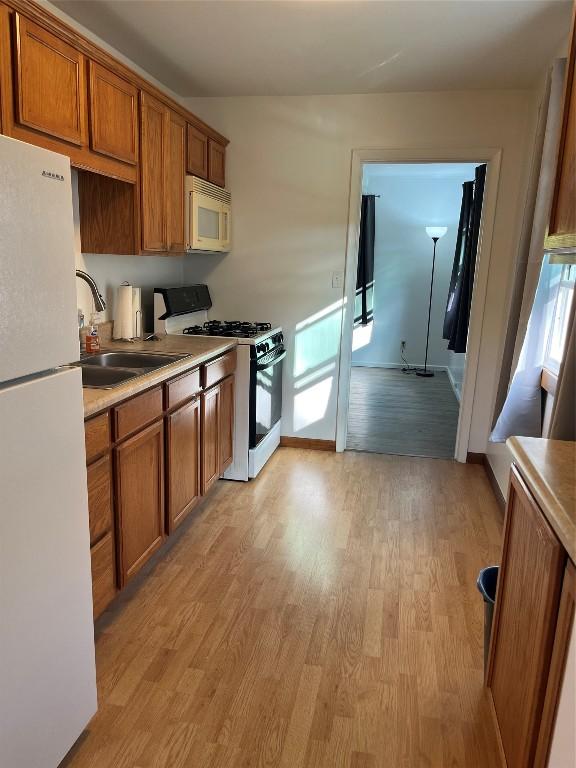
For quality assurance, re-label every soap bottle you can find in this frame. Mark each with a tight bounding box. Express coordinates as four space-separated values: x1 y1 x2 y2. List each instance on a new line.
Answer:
85 315 101 354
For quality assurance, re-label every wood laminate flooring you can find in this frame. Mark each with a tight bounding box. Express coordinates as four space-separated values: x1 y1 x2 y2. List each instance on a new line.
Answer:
62 448 503 768
346 367 460 459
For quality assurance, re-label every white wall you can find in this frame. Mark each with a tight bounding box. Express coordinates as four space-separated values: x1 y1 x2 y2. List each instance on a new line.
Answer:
183 91 538 447
351 163 477 369
447 350 466 401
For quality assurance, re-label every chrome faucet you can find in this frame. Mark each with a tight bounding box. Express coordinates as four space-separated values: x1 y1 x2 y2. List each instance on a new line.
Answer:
76 270 106 312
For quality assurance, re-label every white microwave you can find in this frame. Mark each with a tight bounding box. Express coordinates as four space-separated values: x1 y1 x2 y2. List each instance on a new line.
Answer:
185 175 231 252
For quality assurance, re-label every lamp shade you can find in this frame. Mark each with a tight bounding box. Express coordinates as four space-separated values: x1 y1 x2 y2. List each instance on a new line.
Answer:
426 226 448 239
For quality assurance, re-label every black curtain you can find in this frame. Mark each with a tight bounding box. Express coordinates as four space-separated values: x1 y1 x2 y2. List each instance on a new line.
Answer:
356 194 375 325
443 164 486 353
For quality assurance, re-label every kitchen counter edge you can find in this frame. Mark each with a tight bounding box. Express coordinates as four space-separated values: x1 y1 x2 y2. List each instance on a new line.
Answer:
80 337 238 419
507 436 576 563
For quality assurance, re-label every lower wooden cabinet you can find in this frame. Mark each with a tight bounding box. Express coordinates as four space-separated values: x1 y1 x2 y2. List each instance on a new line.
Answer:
90 531 116 619
166 396 201 532
488 465 566 767
84 355 235 615
201 383 221 495
115 419 165 584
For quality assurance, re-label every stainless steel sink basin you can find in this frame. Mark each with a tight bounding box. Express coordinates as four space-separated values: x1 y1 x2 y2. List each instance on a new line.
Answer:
80 366 140 389
80 352 187 369
76 351 189 388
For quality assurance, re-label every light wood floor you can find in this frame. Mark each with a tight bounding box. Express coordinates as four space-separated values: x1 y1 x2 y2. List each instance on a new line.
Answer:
346 368 459 459
62 448 503 768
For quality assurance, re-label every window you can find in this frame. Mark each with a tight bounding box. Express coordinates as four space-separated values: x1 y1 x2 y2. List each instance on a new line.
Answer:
544 263 575 373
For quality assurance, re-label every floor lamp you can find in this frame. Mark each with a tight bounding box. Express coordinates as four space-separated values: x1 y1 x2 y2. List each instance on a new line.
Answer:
417 226 448 378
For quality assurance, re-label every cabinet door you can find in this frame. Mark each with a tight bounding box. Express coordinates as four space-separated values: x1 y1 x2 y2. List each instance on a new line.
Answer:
201 383 220 495
167 110 186 252
140 91 169 252
219 374 234 472
115 419 165 584
488 466 565 768
88 61 137 164
208 139 226 187
545 9 576 251
87 453 113 546
90 531 117 619
187 123 208 178
14 14 86 145
166 397 200 532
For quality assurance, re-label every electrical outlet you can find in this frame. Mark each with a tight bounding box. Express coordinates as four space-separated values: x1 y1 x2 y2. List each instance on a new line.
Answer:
332 271 344 289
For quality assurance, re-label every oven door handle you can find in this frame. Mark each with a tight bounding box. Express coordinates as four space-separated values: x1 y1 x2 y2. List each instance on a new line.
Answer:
256 348 286 371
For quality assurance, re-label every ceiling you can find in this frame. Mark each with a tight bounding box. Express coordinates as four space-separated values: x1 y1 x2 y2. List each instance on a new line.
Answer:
53 0 572 97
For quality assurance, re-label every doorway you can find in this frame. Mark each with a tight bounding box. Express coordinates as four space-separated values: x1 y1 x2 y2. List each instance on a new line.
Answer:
336 150 499 461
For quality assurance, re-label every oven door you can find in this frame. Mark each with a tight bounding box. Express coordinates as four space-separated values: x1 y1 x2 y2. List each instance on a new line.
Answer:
249 346 285 448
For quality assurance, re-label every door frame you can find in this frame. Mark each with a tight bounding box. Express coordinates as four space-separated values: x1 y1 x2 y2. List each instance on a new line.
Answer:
335 147 502 461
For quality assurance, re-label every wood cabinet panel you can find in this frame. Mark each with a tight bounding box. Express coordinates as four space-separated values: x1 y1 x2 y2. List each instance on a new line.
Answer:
164 367 201 411
219 374 234 472
88 61 137 164
114 386 163 441
84 411 110 462
208 139 226 187
77 170 138 255
90 531 116 619
167 109 185 252
201 384 220 495
545 7 576 250
115 419 164 584
166 397 201 532
87 453 112 546
534 560 576 767
187 123 208 178
14 14 86 145
140 91 168 252
202 348 236 389
487 465 566 768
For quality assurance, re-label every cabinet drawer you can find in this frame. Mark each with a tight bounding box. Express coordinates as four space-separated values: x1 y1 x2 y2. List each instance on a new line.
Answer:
114 387 163 441
85 412 110 462
91 531 116 619
165 367 201 410
202 349 236 390
87 454 112 546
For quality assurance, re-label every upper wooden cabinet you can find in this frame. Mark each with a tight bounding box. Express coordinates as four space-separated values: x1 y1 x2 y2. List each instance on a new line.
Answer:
167 110 186 253
88 61 138 165
140 91 169 252
545 6 576 251
14 14 86 145
208 139 226 187
187 122 208 178
487 466 566 768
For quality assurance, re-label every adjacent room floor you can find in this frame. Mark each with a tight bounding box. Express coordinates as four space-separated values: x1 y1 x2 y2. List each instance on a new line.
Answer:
63 448 502 768
346 367 460 458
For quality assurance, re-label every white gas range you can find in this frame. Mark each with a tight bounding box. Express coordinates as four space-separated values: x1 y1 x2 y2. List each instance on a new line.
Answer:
154 286 285 481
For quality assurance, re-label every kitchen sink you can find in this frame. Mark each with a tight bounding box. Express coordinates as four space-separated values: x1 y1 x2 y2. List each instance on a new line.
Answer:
80 366 140 389
76 351 190 388
80 352 187 369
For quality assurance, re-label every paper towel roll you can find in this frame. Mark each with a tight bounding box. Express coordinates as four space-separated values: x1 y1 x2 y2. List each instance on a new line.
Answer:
113 284 135 340
132 287 142 339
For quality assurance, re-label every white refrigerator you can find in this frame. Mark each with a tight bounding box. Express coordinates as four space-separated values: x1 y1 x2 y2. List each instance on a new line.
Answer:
0 136 97 766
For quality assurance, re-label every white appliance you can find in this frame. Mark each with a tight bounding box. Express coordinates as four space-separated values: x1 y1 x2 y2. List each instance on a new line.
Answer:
154 287 284 480
185 175 231 252
0 136 97 767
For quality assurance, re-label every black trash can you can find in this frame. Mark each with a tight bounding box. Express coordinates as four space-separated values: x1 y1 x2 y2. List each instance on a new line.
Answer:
477 565 499 672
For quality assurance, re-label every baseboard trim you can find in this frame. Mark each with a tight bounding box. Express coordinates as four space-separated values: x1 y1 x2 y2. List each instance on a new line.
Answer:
467 452 506 513
280 436 336 451
446 367 462 403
